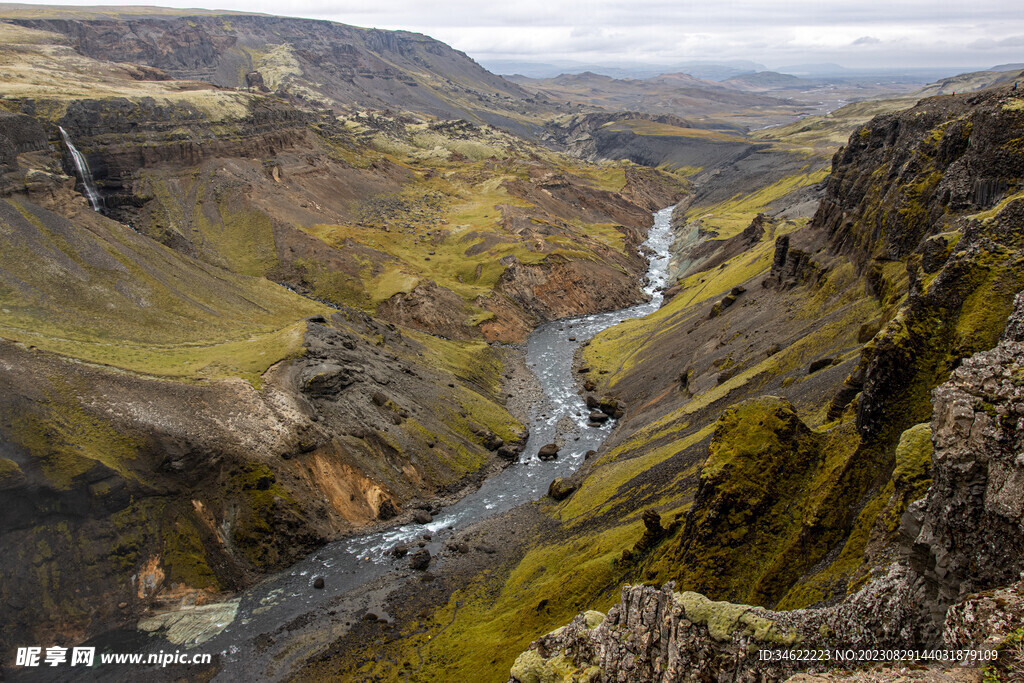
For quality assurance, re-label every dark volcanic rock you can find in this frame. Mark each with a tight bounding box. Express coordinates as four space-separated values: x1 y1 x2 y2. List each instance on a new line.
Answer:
301 362 355 397
537 443 559 460
547 477 577 501
496 445 519 461
377 498 398 521
409 548 431 571
807 357 834 374
411 509 433 525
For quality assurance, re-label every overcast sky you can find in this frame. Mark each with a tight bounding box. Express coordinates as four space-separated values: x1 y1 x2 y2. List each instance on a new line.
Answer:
37 0 1024 71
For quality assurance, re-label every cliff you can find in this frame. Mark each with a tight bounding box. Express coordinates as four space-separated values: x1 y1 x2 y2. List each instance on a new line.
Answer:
508 85 1024 681
510 291 1024 682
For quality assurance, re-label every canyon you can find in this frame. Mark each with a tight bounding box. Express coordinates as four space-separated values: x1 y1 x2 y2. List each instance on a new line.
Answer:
1 6 1023 682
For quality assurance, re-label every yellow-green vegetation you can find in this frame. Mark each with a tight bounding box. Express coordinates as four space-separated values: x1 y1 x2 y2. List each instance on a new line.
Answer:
303 178 541 305
0 23 254 119
407 331 506 397
683 165 828 239
754 97 915 156
225 462 301 568
0 197 326 383
676 591 797 644
981 626 1024 683
298 137 652 311
584 223 877 395
559 424 709 523
1 379 143 489
343 521 641 682
139 172 280 277
648 398 830 603
873 423 933 533
602 119 747 143
510 650 601 683
0 457 21 480
162 516 220 589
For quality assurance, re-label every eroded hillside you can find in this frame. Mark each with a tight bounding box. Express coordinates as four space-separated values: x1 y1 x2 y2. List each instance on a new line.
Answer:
298 84 1024 683
0 13 689 654
510 84 1024 680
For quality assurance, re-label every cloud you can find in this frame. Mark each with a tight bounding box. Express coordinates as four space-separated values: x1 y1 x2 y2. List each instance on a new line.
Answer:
38 0 1024 70
969 34 1024 50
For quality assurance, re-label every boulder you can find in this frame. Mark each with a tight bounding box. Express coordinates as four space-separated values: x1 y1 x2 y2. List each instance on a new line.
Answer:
588 411 609 423
483 432 504 451
377 499 398 521
409 548 431 571
497 445 519 461
313 577 325 590
807 358 834 374
548 477 577 501
537 443 559 461
412 509 433 525
391 544 409 558
301 363 354 397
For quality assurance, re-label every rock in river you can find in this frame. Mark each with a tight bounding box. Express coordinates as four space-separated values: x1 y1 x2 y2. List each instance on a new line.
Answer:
412 509 433 525
538 443 559 461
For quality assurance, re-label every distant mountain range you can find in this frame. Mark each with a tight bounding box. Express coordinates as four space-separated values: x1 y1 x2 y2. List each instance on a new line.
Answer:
482 59 768 81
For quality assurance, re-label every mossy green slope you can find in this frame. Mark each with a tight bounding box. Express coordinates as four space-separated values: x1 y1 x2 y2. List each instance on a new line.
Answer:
0 196 325 383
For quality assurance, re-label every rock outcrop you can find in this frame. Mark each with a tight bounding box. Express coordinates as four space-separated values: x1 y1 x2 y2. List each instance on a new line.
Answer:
812 89 1024 267
904 292 1024 618
510 292 1024 682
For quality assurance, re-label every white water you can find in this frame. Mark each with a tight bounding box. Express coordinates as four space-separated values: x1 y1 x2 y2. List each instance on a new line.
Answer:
59 127 102 212
59 207 679 683
336 205 676 563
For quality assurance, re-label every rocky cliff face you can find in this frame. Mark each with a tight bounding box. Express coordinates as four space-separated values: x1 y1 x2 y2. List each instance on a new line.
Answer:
544 112 755 168
510 293 1024 682
0 17 692 657
0 119 533 651
812 89 1023 266
665 87 1024 607
509 86 1024 682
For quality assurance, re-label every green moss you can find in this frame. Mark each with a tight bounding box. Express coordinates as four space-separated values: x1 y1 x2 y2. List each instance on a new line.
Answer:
407 331 506 398
676 591 798 645
3 380 143 488
0 457 21 479
226 462 301 569
892 424 933 496
337 520 641 682
509 651 601 683
0 197 326 384
162 516 220 590
559 427 709 523
682 165 828 240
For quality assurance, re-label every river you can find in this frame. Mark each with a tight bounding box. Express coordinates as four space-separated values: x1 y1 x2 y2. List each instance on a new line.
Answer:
36 205 676 682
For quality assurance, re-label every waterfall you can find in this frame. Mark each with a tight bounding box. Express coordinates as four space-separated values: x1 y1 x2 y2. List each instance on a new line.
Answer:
58 127 102 212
